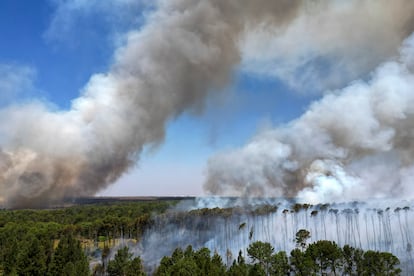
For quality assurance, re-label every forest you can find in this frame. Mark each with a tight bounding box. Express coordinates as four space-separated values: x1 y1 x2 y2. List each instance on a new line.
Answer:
0 199 403 275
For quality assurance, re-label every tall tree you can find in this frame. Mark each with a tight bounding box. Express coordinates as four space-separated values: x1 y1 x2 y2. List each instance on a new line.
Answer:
306 240 342 275
107 246 145 276
48 233 89 276
295 229 311 251
107 247 131 276
16 235 47 276
227 251 250 276
290 248 314 276
342 245 363 275
155 246 226 276
247 241 274 275
362 251 401 275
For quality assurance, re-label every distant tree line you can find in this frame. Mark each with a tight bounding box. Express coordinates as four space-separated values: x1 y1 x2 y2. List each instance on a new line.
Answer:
0 201 173 242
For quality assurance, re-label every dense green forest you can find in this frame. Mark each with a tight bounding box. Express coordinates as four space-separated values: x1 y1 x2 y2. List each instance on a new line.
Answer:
0 200 402 275
0 200 174 275
0 200 174 240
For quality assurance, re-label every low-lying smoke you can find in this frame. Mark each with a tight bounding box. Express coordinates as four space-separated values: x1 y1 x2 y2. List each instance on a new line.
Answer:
1 0 414 207
134 199 414 273
205 33 414 203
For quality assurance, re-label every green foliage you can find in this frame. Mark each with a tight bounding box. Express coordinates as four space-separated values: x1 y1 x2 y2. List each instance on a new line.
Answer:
155 245 226 276
247 241 274 274
290 248 315 275
107 247 132 276
251 205 278 216
0 203 404 275
154 239 403 276
0 222 56 275
362 250 401 275
1 235 18 275
306 240 342 275
48 233 89 276
289 236 401 276
107 246 145 276
0 200 175 274
248 263 266 276
295 229 311 251
210 253 227 275
342 245 364 275
0 201 173 240
227 251 249 276
16 235 48 276
270 251 289 276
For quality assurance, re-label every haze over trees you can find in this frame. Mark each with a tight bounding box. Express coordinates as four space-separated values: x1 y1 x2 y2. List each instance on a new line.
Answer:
0 200 403 275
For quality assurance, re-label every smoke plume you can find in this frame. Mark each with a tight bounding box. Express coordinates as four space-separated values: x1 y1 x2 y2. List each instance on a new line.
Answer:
241 0 414 91
205 33 414 203
1 0 414 207
0 0 305 208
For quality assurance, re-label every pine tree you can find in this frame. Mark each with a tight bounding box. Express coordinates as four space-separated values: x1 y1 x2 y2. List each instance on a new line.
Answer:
16 235 47 276
107 246 145 276
48 233 89 276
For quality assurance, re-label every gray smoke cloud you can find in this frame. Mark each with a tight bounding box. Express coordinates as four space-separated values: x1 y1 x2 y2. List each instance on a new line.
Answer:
0 0 304 208
1 0 414 207
241 0 414 92
205 33 414 203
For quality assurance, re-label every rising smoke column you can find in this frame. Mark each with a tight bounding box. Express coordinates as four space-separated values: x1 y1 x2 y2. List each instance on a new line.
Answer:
0 0 306 208
1 0 414 207
205 33 414 203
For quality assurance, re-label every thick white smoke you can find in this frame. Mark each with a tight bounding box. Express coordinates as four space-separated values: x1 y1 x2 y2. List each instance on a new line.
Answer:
205 33 414 203
241 0 414 92
1 0 414 207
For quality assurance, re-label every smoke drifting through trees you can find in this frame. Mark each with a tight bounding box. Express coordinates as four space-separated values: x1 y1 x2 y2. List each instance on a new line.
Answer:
136 199 414 273
1 1 414 207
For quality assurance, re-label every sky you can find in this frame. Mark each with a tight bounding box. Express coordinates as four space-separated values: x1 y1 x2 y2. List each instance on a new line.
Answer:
0 0 314 197
2 0 413 205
